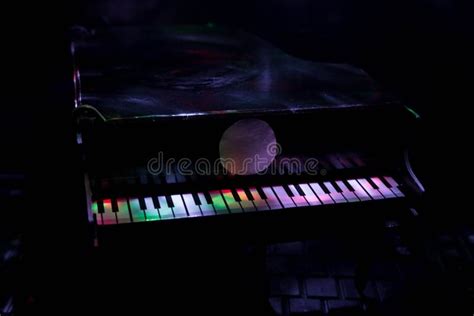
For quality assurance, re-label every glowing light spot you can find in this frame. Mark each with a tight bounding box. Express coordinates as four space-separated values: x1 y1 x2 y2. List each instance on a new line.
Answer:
405 106 420 119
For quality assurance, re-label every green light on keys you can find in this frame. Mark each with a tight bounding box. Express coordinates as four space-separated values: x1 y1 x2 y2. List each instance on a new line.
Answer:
213 198 226 209
91 201 98 214
210 191 228 214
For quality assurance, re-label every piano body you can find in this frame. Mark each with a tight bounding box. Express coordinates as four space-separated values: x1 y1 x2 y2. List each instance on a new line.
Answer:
71 25 426 313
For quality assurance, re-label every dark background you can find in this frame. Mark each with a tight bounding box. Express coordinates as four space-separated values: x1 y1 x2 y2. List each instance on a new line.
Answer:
1 0 471 314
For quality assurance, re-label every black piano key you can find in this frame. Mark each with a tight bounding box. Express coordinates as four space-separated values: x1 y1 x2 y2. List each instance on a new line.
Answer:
370 177 397 198
166 195 175 208
288 184 309 206
221 189 242 213
347 179 372 201
157 196 174 219
257 186 267 200
320 182 331 194
248 187 270 210
97 200 105 213
323 181 347 203
367 177 379 189
283 184 294 197
383 176 405 197
116 198 131 223
138 197 147 210
332 181 343 193
244 187 254 201
263 187 285 209
357 178 383 200
151 196 160 209
111 199 119 213
182 194 202 217
171 195 188 218
295 184 306 196
192 192 201 205
335 180 359 202
380 176 393 188
203 191 213 205
343 179 355 191
231 188 241 202
299 184 321 205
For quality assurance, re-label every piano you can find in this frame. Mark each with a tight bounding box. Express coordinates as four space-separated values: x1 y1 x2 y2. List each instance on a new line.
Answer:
72 26 425 249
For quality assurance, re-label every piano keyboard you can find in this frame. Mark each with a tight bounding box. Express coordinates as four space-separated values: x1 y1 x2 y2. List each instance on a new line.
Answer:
91 176 404 226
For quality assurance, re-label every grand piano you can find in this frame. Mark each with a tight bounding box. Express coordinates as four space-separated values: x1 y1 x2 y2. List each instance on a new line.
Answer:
71 25 426 314
73 25 424 242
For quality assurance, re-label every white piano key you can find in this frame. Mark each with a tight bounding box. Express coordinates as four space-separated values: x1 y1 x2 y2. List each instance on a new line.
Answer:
347 180 372 201
209 190 229 215
236 189 256 212
129 198 146 222
102 199 117 225
157 196 174 219
182 194 202 217
116 198 131 223
322 182 347 203
261 187 283 210
309 183 335 204
221 189 243 213
298 184 321 206
335 181 359 202
144 197 160 221
288 184 309 207
272 186 296 208
91 201 103 225
370 177 396 198
197 193 215 216
357 179 384 200
171 195 188 218
248 187 269 211
384 176 405 197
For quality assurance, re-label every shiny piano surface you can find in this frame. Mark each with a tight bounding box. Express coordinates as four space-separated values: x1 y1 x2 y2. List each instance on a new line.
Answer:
72 26 425 247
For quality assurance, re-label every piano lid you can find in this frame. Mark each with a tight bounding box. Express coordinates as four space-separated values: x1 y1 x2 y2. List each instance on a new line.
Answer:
73 25 396 121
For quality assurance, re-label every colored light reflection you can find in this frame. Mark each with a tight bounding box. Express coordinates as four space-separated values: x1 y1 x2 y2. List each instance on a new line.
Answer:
91 201 98 214
210 191 227 214
212 197 226 209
